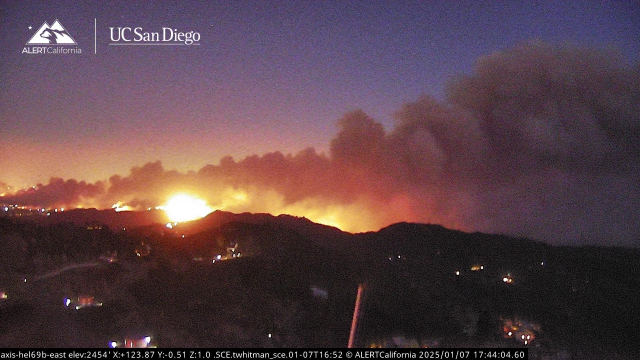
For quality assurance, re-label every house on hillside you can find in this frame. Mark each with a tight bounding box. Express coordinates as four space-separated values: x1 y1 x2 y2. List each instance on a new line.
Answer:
470 264 484 271
135 242 151 257
99 251 118 263
227 241 238 257
86 223 104 230
64 295 103 310
502 317 541 346
110 335 155 348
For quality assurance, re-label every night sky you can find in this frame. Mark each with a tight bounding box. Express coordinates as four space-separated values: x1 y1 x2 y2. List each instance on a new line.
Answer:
1 1 639 246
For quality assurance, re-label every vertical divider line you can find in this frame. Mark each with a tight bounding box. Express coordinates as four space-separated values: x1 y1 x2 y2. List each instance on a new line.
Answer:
94 18 97 54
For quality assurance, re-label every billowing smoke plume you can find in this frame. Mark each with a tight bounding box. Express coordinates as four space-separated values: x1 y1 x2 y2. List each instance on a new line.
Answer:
1 178 105 209
2 42 639 246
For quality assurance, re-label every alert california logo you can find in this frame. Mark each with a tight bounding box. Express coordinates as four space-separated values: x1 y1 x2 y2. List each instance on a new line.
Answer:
23 19 83 55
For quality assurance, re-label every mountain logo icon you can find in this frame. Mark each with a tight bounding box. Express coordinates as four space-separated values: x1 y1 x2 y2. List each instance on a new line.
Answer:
27 20 77 45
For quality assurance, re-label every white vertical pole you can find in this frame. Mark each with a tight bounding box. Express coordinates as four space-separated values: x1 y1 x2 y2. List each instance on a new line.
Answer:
348 283 365 348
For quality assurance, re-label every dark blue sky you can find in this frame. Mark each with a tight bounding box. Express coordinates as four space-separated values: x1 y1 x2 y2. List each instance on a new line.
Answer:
2 0 638 186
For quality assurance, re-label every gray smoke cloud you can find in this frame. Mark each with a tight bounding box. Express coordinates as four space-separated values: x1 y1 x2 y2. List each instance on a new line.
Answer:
2 42 638 246
1 178 105 209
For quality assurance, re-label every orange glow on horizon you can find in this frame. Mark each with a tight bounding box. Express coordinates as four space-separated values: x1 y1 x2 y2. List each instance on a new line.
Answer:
0 178 422 234
158 194 214 223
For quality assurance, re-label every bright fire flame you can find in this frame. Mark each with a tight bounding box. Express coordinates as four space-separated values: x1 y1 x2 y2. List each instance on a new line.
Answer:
160 194 214 223
112 202 133 212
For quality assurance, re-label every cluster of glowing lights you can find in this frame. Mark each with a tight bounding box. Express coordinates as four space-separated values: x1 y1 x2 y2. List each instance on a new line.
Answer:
159 194 214 223
503 318 537 346
110 336 152 348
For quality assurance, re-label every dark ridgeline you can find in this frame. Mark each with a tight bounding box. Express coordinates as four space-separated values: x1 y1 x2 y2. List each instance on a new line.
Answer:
0 211 638 357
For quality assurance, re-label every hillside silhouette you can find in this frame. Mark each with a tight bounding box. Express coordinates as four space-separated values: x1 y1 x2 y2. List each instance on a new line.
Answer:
0 211 638 357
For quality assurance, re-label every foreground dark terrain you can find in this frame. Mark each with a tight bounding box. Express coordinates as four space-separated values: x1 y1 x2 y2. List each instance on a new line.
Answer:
0 209 639 358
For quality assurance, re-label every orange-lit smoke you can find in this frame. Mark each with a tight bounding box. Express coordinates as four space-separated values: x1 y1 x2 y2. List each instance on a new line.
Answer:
2 42 639 245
